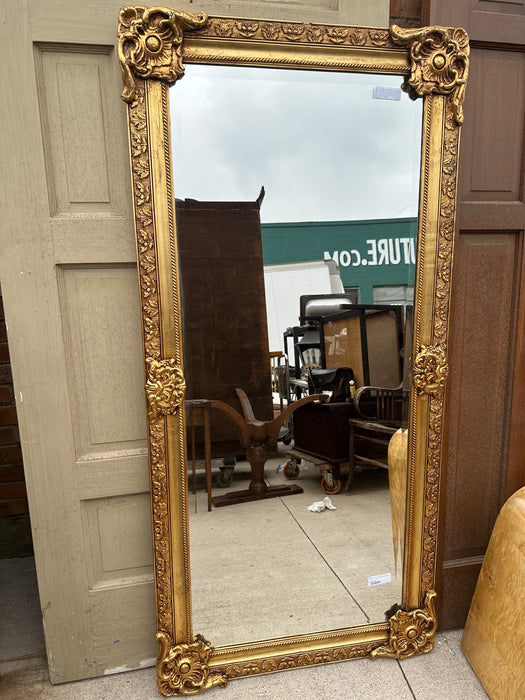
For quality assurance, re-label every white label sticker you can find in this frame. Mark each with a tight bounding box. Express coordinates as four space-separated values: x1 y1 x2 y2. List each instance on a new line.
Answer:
372 86 402 101
367 573 392 587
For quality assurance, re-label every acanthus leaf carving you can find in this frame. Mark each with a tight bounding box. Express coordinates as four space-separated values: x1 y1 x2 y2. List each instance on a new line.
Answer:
118 6 208 102
146 358 186 419
192 16 398 50
390 24 469 125
412 344 448 397
370 590 437 659
157 632 228 696
221 641 377 679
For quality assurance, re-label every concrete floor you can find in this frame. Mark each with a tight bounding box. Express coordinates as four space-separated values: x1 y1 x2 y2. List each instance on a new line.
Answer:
0 629 488 699
0 452 489 699
189 452 402 646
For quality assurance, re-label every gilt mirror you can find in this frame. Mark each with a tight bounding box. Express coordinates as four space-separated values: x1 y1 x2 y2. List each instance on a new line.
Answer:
118 7 468 695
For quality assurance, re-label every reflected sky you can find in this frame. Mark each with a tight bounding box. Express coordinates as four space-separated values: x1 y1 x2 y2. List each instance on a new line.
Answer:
170 64 423 223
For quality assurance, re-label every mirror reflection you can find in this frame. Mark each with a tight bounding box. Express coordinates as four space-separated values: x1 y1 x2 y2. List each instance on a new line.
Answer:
169 65 422 646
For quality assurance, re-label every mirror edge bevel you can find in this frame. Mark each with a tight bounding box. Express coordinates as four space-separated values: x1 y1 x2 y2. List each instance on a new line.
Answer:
118 7 468 695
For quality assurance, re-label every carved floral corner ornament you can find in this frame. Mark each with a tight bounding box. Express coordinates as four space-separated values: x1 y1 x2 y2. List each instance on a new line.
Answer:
390 24 469 125
117 8 470 129
118 5 208 102
371 590 437 659
157 633 228 696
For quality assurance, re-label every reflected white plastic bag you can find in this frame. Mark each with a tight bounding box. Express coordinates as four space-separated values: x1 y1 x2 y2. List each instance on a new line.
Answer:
307 496 337 512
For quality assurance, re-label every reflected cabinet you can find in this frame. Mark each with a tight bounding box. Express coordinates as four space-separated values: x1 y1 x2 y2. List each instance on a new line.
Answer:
117 7 468 696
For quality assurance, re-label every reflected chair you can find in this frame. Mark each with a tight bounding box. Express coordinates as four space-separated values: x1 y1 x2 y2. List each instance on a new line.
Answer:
344 306 412 491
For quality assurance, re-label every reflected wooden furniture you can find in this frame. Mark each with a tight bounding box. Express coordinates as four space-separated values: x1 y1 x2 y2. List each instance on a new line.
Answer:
288 399 355 495
210 389 324 507
343 306 412 490
321 306 403 389
287 306 406 493
346 419 398 491
461 486 525 699
186 400 213 512
176 197 273 461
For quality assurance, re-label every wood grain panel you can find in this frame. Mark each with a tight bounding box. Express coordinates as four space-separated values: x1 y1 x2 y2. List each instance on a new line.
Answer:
35 44 128 217
58 265 146 460
444 232 518 559
82 493 153 589
440 558 484 631
424 0 525 44
460 49 525 202
429 0 525 630
506 236 525 497
91 582 156 675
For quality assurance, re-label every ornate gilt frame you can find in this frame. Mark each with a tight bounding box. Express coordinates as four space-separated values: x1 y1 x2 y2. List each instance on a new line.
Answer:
118 7 469 696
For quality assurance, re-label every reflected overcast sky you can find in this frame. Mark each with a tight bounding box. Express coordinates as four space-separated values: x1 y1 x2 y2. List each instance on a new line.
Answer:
169 64 423 223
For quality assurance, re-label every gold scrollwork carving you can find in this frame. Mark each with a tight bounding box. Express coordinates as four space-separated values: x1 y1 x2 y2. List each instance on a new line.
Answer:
370 590 437 659
118 6 208 102
390 25 469 125
157 632 228 696
220 641 378 679
195 17 392 50
146 358 186 418
412 345 448 397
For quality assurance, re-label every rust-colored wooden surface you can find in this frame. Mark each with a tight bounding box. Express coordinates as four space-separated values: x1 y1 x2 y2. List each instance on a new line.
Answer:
428 0 525 628
176 198 273 457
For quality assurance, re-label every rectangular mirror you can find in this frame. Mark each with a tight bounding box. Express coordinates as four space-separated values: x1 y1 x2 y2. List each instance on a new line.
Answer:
171 63 421 646
118 8 468 695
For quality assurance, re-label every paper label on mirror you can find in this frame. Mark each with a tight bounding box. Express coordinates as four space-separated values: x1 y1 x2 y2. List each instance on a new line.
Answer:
372 86 401 101
367 573 392 587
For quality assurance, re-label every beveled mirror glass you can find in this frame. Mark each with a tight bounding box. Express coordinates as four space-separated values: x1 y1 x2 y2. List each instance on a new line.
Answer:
171 63 421 646
118 7 468 695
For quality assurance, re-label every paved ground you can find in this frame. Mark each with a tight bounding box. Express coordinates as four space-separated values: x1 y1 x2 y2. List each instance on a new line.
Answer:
0 456 488 698
1 629 487 699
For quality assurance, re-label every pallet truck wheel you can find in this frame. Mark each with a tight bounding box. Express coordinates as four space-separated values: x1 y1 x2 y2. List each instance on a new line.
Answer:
216 467 234 488
321 476 341 495
283 460 300 480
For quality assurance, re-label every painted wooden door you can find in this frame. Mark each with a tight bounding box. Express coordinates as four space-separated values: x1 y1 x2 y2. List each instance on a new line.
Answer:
426 0 525 628
0 0 389 684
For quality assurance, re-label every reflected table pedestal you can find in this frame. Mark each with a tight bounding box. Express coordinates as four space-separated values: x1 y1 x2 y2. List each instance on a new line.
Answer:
211 389 324 508
212 441 303 508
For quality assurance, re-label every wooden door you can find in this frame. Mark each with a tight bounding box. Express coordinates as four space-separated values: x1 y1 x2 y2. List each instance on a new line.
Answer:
425 0 525 628
0 0 390 684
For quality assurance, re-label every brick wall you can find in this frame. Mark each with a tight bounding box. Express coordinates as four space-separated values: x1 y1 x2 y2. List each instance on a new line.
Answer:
0 283 33 557
390 0 423 26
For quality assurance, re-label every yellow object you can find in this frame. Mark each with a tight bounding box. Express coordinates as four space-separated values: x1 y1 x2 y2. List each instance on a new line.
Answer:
388 429 408 576
461 486 525 699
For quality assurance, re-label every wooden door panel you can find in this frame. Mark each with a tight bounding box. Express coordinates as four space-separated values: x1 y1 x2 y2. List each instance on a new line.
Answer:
91 582 156 675
424 1 525 44
445 232 519 557
440 559 485 630
35 44 131 218
461 50 525 201
429 0 525 629
441 230 522 628
3 0 390 683
82 493 153 589
58 265 146 459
